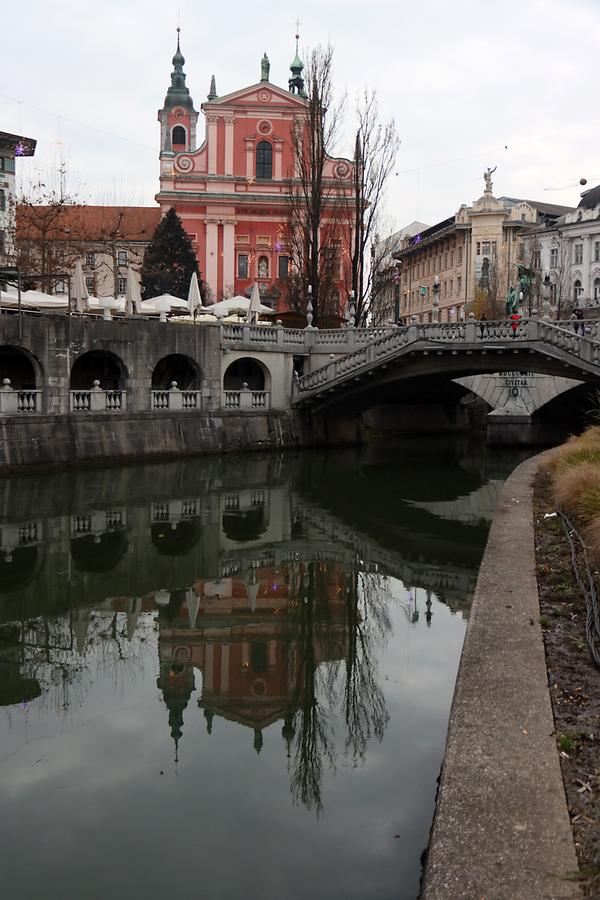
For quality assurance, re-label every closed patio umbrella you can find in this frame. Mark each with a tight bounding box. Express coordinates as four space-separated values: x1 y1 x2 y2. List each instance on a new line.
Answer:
246 282 263 324
188 272 203 317
125 267 142 316
72 260 88 313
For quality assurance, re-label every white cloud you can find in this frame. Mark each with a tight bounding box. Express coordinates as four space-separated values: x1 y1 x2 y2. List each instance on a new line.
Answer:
1 0 599 226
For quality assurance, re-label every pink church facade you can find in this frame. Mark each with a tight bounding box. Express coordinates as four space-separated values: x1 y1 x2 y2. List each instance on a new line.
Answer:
156 36 355 314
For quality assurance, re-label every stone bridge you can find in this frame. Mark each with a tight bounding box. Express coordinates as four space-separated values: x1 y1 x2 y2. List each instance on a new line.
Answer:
292 319 600 411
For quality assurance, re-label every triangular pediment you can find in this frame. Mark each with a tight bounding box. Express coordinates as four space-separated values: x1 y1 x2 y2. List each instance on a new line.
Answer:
202 81 308 111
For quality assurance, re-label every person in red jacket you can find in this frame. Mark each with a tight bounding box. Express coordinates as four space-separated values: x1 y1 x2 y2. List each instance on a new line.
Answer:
510 311 522 338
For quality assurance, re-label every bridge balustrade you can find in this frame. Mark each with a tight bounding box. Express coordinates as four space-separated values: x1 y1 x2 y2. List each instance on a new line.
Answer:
0 379 42 415
150 384 201 411
223 389 270 409
70 382 127 412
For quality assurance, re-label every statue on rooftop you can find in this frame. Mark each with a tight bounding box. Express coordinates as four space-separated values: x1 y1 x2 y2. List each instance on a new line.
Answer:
261 53 270 82
484 166 497 193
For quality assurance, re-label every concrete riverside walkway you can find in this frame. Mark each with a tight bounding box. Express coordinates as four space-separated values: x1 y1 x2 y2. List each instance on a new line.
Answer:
422 454 581 900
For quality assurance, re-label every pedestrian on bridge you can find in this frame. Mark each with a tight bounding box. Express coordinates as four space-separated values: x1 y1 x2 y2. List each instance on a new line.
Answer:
479 313 487 338
510 311 521 338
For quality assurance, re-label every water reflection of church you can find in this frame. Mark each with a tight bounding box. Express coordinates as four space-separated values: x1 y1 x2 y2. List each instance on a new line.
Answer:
156 558 348 757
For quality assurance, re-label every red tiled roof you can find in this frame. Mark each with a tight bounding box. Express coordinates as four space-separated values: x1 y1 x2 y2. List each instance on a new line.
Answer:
17 205 162 242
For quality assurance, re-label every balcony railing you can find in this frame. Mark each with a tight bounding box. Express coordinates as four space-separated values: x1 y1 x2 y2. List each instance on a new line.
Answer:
151 384 201 410
0 380 42 415
70 383 126 412
223 389 270 409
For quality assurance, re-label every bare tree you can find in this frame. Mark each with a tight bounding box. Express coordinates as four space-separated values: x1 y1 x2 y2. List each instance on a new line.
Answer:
349 92 399 325
285 45 347 325
15 163 85 291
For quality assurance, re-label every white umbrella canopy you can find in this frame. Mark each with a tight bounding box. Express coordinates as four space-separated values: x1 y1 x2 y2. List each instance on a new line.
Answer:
72 260 88 313
22 290 69 309
187 272 203 316
246 282 263 324
140 294 190 314
205 295 273 318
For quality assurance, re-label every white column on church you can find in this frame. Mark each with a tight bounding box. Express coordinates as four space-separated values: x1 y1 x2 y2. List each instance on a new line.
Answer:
205 220 219 297
274 140 283 180
222 221 236 293
207 115 218 175
224 117 235 176
245 138 255 180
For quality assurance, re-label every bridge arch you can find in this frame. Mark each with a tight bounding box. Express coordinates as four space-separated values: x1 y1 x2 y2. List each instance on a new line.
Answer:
151 519 203 556
0 345 42 389
223 357 271 392
70 349 127 391
151 354 202 390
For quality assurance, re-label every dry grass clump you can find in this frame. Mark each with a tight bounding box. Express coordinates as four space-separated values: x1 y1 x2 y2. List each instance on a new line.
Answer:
550 427 600 562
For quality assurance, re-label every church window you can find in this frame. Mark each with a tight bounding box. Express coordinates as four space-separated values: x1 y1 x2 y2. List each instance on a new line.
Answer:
574 279 583 300
550 248 558 268
172 125 186 149
594 278 600 302
258 255 269 278
237 254 249 279
117 277 127 295
117 250 128 266
256 141 273 180
594 241 600 262
278 255 290 280
574 244 583 265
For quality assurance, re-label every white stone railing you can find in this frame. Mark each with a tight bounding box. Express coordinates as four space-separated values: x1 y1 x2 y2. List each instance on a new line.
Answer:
70 383 127 412
0 380 42 414
223 389 270 409
295 319 600 397
220 322 397 351
70 509 127 538
151 499 200 523
151 384 201 410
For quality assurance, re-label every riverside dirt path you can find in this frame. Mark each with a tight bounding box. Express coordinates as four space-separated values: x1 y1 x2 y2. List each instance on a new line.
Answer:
421 453 581 900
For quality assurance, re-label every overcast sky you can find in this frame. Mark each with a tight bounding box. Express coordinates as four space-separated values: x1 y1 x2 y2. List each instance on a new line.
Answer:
2 0 599 232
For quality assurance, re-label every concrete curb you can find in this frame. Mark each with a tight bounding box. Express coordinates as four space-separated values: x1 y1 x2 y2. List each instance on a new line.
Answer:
422 452 581 900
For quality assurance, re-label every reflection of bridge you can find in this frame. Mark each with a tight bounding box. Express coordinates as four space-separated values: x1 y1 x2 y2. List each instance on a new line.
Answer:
293 320 600 410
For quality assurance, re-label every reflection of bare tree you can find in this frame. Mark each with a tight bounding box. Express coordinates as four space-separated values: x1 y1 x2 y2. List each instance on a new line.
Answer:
286 562 391 814
288 562 336 815
342 570 390 762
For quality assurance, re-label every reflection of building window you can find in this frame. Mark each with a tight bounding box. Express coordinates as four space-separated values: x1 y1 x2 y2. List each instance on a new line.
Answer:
117 277 127 295
594 278 600 301
86 276 95 293
237 254 249 279
550 283 557 303
594 242 600 263
574 244 583 265
0 189 5 211
117 250 128 266
574 279 583 300
258 255 269 278
550 248 558 268
55 280 67 294
86 252 96 267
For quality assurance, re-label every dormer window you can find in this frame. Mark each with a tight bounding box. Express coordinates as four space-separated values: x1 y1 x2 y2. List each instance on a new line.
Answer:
172 125 187 150
256 141 272 180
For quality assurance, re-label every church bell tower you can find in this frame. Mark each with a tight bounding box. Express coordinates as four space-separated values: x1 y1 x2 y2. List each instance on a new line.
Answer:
158 29 199 157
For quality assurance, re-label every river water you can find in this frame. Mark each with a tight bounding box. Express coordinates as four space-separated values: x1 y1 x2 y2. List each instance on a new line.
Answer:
0 438 528 900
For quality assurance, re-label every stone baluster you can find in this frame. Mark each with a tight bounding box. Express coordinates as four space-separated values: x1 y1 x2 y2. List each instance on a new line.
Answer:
168 380 183 410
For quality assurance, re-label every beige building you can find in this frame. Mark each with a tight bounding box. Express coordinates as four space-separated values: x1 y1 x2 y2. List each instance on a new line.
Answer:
392 177 570 323
16 206 161 297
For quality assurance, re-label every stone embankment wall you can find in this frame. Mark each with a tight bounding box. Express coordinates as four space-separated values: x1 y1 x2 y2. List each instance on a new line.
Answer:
0 409 297 472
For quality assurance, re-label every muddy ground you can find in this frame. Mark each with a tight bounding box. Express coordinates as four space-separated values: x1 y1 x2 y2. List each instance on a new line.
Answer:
535 468 600 898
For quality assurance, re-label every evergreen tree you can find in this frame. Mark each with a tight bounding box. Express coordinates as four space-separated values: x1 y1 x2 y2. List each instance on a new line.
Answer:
141 207 202 299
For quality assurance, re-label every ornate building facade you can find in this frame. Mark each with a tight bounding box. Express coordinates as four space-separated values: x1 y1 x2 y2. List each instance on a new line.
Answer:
391 175 572 323
156 33 355 311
